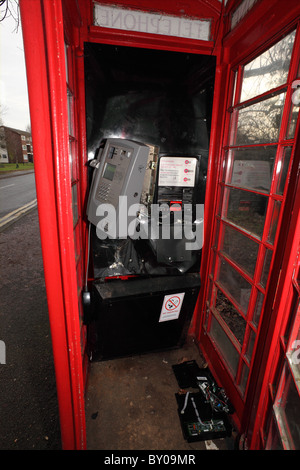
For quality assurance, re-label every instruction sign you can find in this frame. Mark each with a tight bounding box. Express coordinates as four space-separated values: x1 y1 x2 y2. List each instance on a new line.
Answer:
158 157 197 187
231 160 271 192
159 292 185 322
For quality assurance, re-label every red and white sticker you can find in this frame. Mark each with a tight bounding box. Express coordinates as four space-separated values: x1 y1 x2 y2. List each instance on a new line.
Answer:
158 157 197 187
159 292 185 322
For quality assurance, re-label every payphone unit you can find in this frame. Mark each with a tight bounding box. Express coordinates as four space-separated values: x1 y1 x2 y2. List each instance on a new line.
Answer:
85 138 202 360
87 138 203 275
86 138 158 235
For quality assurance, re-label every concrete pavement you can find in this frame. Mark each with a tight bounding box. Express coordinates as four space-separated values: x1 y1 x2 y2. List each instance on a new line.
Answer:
0 208 61 449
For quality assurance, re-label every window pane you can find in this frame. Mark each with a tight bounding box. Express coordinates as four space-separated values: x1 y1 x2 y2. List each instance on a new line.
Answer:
235 93 286 145
266 416 284 450
267 200 281 244
275 366 300 450
287 103 299 139
223 187 268 238
260 248 273 288
210 315 240 376
287 298 300 378
215 290 246 345
240 30 296 102
253 291 264 327
239 362 249 396
217 257 252 315
221 223 259 278
67 89 74 137
227 146 276 193
72 184 79 226
275 147 292 195
245 328 256 361
69 139 77 182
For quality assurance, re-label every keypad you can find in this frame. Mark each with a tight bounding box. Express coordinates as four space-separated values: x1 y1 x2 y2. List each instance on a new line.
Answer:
96 182 111 202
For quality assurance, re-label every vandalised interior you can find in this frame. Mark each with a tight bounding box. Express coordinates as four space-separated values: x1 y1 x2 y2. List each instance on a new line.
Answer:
84 43 216 277
82 44 237 449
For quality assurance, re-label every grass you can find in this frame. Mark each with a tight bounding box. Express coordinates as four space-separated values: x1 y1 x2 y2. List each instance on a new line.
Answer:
0 162 34 173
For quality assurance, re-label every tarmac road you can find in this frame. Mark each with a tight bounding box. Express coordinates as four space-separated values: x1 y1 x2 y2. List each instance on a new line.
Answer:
0 171 36 219
0 208 61 450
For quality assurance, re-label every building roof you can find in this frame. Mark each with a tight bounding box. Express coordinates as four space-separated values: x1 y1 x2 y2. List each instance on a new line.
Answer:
0 125 31 136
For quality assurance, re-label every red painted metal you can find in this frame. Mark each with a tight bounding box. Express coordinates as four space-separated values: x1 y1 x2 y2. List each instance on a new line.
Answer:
196 2 300 440
19 0 300 450
245 113 300 450
20 0 86 450
83 0 226 54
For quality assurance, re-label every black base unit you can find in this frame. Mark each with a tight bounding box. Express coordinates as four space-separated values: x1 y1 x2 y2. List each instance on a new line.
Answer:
89 273 200 361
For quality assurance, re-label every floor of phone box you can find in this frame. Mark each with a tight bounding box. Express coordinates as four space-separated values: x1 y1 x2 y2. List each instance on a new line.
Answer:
85 336 236 450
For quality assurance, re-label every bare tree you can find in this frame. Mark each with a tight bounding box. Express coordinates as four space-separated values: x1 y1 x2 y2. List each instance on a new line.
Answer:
0 0 20 31
0 102 8 126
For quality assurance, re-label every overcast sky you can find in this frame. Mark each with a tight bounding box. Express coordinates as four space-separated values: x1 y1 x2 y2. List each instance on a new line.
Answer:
0 8 30 131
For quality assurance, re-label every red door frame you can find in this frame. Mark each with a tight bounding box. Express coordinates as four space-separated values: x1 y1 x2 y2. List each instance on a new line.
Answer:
20 0 225 450
248 132 300 449
20 0 86 450
196 0 300 443
19 0 300 450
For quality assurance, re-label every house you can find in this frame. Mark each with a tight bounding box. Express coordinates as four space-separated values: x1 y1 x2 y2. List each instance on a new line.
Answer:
0 126 33 163
0 126 9 163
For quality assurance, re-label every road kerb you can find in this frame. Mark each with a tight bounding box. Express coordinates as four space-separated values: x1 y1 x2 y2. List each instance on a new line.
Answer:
0 199 37 231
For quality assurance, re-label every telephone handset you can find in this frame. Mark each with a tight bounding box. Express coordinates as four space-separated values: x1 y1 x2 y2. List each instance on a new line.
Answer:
86 138 157 232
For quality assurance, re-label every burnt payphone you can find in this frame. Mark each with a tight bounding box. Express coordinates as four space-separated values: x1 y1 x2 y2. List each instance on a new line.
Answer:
85 137 202 359
83 44 215 359
86 139 203 277
86 138 158 233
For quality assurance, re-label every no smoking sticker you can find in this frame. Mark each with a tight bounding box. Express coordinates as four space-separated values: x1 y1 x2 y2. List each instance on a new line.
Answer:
159 292 185 322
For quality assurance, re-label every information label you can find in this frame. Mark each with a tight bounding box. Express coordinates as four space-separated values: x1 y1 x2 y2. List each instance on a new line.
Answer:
159 292 185 322
158 157 197 187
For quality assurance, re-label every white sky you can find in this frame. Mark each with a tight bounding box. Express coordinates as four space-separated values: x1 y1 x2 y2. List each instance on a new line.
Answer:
0 6 30 131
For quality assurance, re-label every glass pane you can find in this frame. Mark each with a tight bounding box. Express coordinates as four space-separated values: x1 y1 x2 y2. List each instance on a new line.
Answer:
287 104 299 139
260 248 273 288
223 187 268 238
253 291 264 327
275 147 292 195
287 298 300 378
267 200 281 245
227 146 276 192
74 227 79 261
72 184 79 226
235 92 286 145
240 30 296 102
206 277 214 309
215 290 246 345
275 367 300 450
221 223 259 278
65 43 69 85
213 219 220 249
245 328 256 361
217 257 252 315
210 315 240 376
266 415 284 450
69 139 77 182
231 70 238 106
239 362 249 396
67 89 74 137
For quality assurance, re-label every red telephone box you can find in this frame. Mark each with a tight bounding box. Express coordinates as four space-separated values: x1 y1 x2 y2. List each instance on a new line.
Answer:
19 0 300 450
